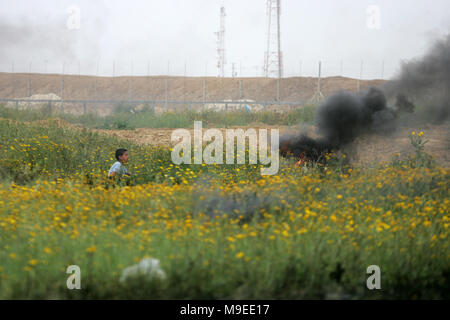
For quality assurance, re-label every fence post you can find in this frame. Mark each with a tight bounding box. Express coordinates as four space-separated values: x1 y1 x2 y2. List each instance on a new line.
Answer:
276 78 280 102
27 79 31 109
60 79 64 112
202 79 206 109
165 79 168 109
357 60 363 92
27 79 31 97
239 80 242 99
83 102 87 115
129 79 133 101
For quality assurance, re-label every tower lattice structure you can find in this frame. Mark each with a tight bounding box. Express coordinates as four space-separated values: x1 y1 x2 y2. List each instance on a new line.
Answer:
215 3 226 78
264 0 283 78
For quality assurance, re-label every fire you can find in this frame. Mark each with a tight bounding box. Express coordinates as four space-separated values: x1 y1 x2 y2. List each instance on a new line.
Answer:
295 152 307 167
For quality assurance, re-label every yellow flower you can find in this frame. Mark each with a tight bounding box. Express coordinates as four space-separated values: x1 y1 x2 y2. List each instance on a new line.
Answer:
29 259 39 266
336 194 343 200
86 246 97 253
226 236 235 242
9 253 16 259
411 131 416 136
236 252 244 259
43 247 52 254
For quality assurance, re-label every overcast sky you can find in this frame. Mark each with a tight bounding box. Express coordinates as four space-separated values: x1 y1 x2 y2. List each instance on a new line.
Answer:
1 0 449 79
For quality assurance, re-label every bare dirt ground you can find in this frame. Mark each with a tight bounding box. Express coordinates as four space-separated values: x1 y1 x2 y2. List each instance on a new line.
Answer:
93 125 289 147
353 122 450 167
0 72 385 103
94 122 450 167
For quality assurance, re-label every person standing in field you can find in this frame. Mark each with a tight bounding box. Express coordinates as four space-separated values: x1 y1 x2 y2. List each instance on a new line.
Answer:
108 148 131 178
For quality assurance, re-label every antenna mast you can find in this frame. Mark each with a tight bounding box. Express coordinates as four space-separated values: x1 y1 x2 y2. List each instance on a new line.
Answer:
215 2 226 78
264 0 283 78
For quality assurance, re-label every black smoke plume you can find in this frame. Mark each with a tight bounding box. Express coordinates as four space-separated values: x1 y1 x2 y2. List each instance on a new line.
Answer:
384 34 450 123
280 87 409 161
281 33 450 162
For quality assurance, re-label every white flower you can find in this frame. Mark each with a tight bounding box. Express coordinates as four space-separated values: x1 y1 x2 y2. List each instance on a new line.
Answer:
120 258 166 283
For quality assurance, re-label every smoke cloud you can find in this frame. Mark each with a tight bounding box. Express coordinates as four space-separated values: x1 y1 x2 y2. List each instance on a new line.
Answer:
281 33 450 162
384 34 450 123
280 87 409 160
0 16 104 73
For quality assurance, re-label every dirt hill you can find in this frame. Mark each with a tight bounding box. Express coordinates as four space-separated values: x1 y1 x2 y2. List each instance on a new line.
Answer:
0 72 385 103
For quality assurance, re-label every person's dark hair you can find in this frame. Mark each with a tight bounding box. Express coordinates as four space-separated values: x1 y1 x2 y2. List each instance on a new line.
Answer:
115 148 128 161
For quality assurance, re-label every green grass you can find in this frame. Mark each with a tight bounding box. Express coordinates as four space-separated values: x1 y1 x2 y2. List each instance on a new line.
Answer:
0 103 316 129
0 110 448 299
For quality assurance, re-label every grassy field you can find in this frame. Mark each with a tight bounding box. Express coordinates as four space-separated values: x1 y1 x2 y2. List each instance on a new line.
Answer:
0 103 316 130
0 115 448 299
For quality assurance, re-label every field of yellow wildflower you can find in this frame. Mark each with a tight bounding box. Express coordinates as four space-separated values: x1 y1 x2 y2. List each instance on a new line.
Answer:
0 117 449 299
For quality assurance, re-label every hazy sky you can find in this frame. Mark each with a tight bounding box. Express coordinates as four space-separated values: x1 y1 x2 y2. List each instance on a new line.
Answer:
1 0 449 79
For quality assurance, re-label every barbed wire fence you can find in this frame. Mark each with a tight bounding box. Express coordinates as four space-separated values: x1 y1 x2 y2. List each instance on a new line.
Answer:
0 59 398 115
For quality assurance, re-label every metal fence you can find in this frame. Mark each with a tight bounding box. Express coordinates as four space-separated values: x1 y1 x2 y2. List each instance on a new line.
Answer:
0 59 391 115
0 98 306 115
